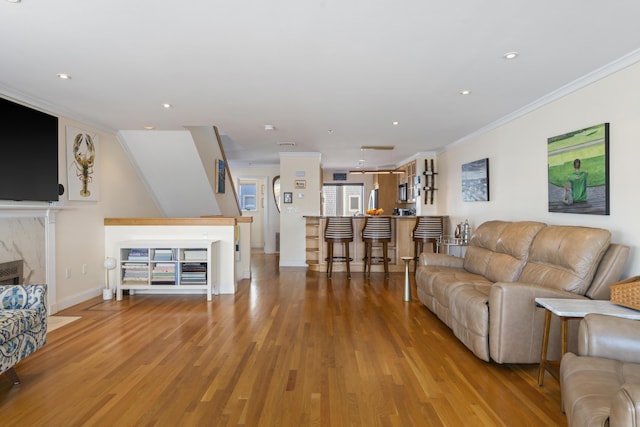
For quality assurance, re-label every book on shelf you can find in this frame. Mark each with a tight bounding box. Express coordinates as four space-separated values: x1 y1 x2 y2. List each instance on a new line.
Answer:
122 260 149 284
183 249 207 261
151 278 177 285
153 249 173 261
181 261 207 284
151 262 177 284
126 248 149 261
122 273 148 280
182 262 206 270
122 268 149 284
152 262 176 270
121 262 148 268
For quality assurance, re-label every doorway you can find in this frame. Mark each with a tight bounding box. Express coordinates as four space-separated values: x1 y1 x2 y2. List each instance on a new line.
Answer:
238 177 266 249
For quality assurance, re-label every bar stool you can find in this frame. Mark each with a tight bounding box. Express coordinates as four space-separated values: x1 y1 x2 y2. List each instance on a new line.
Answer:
362 216 392 277
412 216 444 270
324 217 354 278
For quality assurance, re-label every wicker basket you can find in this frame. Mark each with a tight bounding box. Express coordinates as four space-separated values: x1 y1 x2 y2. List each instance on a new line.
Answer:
610 275 640 311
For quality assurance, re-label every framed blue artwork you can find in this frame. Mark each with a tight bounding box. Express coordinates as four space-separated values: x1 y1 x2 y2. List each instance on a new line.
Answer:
216 159 225 194
461 158 489 202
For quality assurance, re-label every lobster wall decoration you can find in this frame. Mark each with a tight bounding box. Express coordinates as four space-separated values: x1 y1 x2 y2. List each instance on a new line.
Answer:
72 133 95 197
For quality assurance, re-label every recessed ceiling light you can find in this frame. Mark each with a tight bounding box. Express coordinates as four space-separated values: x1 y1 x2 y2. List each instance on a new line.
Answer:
460 90 472 95
264 124 275 131
327 129 334 134
392 121 399 126
503 51 519 60
162 103 172 109
57 73 72 80
143 126 154 130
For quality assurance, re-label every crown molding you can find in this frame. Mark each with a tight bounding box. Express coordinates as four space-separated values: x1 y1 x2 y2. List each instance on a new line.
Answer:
0 84 116 134
450 48 640 149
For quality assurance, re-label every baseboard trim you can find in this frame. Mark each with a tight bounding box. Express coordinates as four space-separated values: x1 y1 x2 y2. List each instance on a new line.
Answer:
51 286 103 314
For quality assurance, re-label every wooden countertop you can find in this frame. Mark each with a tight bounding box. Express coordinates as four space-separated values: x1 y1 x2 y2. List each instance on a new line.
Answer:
104 216 251 226
303 215 422 220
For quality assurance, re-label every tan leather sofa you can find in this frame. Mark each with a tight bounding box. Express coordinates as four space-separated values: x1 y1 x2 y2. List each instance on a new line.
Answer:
415 220 629 363
561 314 640 427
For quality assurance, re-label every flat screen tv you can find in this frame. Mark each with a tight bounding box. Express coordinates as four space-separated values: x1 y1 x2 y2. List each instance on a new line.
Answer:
0 97 59 202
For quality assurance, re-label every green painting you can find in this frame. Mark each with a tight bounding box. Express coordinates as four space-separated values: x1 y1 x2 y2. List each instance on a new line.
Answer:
547 123 609 215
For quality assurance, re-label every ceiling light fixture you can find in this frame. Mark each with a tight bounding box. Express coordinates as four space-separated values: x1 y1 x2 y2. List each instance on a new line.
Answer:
349 169 405 175
264 124 275 131
360 145 395 151
143 126 154 130
57 73 72 80
162 103 172 108
503 51 519 60
6 0 22 3
392 121 399 126
460 90 471 95
277 141 295 152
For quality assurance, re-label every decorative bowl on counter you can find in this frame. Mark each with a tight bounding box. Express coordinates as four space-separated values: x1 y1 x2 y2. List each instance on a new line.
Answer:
366 208 384 216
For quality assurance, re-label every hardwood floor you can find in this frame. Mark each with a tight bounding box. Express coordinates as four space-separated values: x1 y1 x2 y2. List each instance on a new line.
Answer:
0 253 566 426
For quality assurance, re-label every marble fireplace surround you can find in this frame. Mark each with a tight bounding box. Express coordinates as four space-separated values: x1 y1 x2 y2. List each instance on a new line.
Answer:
0 205 58 313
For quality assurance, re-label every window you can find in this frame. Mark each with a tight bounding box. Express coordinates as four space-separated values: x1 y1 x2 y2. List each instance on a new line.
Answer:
239 183 257 211
242 195 256 211
322 183 364 216
349 195 361 212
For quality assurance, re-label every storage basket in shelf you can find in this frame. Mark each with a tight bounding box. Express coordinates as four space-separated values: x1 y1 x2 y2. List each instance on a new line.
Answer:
610 275 640 311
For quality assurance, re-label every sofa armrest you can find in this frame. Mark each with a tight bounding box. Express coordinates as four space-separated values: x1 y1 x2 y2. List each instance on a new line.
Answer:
0 284 48 312
578 313 640 362
610 383 640 427
418 252 464 268
489 282 585 363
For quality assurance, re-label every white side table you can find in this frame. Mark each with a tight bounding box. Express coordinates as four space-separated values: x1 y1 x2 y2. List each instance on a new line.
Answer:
535 298 640 386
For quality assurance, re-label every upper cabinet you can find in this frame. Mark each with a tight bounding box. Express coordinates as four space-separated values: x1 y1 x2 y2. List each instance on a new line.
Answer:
397 160 417 203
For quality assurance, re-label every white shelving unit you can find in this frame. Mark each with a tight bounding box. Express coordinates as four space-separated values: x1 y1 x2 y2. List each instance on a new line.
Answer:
116 240 219 301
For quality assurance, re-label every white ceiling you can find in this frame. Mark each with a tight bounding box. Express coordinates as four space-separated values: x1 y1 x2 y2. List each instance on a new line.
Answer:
2 0 640 170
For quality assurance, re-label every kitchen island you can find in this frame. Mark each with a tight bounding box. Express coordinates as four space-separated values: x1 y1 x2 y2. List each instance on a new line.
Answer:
304 215 447 274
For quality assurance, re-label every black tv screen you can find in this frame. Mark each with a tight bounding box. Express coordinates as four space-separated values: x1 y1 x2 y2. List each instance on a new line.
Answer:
0 97 59 202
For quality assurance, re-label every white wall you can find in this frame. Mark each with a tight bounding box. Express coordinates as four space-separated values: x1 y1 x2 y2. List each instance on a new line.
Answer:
279 153 321 267
54 117 162 311
399 152 439 216
188 126 241 217
119 129 224 218
436 61 640 277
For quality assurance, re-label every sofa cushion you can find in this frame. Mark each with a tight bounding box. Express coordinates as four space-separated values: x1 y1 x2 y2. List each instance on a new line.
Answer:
519 226 611 295
416 264 492 326
561 352 640 426
448 283 493 361
0 309 41 345
463 221 546 283
610 383 640 427
417 266 491 299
